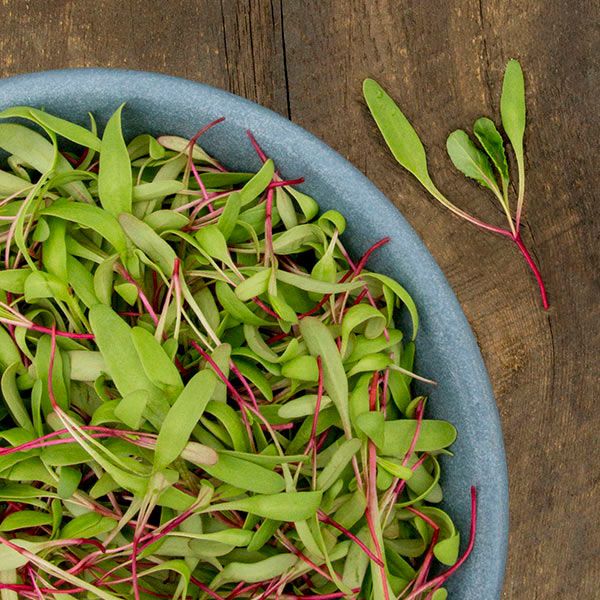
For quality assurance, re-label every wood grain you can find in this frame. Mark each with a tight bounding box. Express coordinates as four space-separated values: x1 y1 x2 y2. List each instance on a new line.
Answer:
0 0 597 596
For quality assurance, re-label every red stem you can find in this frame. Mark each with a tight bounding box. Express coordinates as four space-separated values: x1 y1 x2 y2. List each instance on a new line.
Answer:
246 130 269 163
317 510 384 567
406 487 478 600
513 234 549 310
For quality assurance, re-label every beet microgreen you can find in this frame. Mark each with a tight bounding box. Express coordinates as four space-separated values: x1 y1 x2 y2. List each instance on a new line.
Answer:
0 106 476 599
364 59 549 309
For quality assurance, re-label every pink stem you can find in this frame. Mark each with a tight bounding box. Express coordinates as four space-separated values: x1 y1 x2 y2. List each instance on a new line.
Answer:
252 297 280 319
190 577 226 600
28 323 95 340
187 117 226 213
190 340 256 442
246 130 269 163
116 266 160 326
405 487 478 600
267 177 305 189
317 510 384 567
406 505 441 590
513 234 549 310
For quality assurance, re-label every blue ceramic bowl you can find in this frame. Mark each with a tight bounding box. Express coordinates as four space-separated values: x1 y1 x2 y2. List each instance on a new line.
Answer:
0 69 508 599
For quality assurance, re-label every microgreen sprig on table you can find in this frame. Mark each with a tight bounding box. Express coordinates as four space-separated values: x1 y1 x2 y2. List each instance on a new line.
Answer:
364 60 549 310
0 105 476 599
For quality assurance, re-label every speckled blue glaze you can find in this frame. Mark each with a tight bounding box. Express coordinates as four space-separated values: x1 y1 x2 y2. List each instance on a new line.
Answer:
0 69 508 599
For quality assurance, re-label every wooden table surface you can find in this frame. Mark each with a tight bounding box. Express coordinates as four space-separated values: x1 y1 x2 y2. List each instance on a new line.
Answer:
0 1 597 597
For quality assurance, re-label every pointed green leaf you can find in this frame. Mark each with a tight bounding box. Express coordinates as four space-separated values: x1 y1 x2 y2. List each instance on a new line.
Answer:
28 108 102 151
317 438 361 491
299 317 351 435
0 511 52 532
500 59 526 162
446 130 501 195
363 78 436 194
211 491 322 521
154 370 218 470
98 104 132 216
202 453 285 494
473 117 509 191
131 326 183 395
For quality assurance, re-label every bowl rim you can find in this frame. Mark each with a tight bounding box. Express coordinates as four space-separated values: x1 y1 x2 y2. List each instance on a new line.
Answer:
0 67 509 599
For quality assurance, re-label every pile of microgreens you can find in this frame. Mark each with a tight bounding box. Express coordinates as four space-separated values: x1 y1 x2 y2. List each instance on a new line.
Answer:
364 60 548 310
0 103 476 599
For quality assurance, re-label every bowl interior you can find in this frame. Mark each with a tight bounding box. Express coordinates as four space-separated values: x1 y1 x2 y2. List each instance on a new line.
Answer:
0 68 508 599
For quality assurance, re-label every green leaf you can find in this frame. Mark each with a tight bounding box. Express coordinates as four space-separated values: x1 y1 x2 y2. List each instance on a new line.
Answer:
0 121 89 202
28 108 102 151
210 491 322 521
114 389 149 429
195 224 234 267
133 180 184 202
377 457 413 480
299 317 351 435
93 255 117 306
212 554 296 588
98 104 132 216
41 444 89 467
114 282 138 305
24 271 70 303
235 269 271 301
66 256 100 309
131 326 183 396
203 400 249 452
0 540 44 570
154 370 218 470
215 281 270 327
41 200 128 255
355 411 386 448
363 78 437 195
0 269 30 294
239 159 274 206
89 305 169 429
233 359 273 401
277 394 332 419
500 59 526 163
0 170 31 196
342 525 371 589
281 355 319 382
0 329 21 373
275 187 297 229
272 224 325 255
473 117 509 192
276 269 361 295
118 212 175 273
446 130 501 196
382 420 457 457
361 273 418 340
434 533 460 566
202 453 285 494
60 512 115 540
217 191 242 240
1 363 34 432
317 438 361 491
57 466 82 499
0 510 52 532
341 304 386 354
